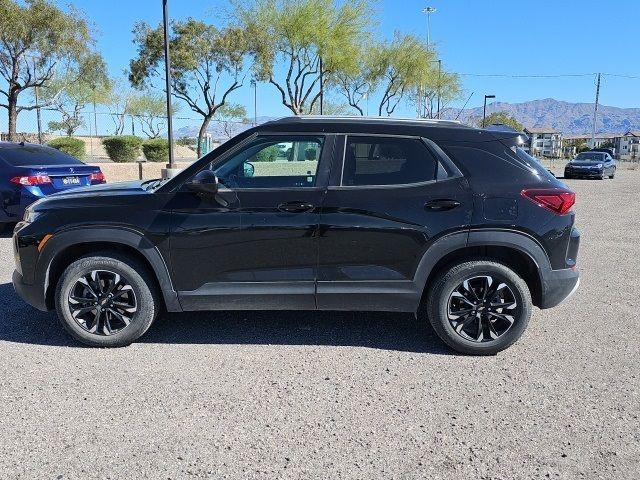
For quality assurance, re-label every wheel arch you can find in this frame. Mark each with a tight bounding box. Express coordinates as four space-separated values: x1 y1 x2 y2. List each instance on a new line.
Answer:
39 228 180 312
415 230 549 308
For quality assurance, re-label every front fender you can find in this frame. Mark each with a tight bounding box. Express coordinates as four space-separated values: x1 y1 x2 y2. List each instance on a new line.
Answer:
37 226 180 312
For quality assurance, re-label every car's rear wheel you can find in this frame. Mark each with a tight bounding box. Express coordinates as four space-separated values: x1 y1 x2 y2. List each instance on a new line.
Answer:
425 259 532 355
55 252 160 347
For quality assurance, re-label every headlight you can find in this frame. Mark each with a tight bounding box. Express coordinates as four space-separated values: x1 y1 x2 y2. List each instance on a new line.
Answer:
23 209 43 223
595 163 603 169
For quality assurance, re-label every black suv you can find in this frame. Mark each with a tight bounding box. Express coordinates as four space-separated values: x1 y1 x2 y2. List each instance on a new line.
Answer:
12 117 580 354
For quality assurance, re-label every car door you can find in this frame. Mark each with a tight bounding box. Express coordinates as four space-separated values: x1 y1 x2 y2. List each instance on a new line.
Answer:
169 133 333 311
317 134 473 312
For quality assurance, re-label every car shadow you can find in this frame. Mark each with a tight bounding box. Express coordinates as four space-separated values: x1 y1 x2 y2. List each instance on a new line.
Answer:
0 225 15 239
0 283 453 355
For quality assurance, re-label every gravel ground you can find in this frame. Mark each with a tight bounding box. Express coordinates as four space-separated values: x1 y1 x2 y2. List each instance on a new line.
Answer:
0 171 638 479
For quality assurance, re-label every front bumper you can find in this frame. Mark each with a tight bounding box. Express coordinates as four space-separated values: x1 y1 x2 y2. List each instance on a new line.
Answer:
12 269 48 311
565 169 603 178
539 267 580 309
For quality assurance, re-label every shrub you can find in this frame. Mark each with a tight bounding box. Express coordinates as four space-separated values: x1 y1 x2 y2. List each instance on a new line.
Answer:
304 147 317 160
255 145 279 162
102 136 143 163
47 137 86 160
142 139 169 162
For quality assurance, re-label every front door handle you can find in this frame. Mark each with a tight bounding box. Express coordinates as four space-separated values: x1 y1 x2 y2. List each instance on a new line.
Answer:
425 199 461 211
277 202 315 213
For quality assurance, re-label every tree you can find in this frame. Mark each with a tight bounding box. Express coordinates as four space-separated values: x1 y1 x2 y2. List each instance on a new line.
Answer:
476 111 523 131
371 33 444 117
105 80 135 136
334 45 379 115
307 100 352 116
236 0 372 115
0 0 95 140
43 54 110 136
130 19 250 156
128 93 171 139
214 103 248 139
413 71 461 119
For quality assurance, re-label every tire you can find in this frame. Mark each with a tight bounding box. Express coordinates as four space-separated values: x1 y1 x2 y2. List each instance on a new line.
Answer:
425 259 532 355
55 252 160 347
609 169 615 179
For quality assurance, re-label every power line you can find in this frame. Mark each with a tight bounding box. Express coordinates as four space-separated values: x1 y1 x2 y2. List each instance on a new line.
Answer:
458 73 596 78
458 72 640 79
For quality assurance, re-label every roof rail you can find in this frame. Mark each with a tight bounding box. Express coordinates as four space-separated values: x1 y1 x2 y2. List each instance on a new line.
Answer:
267 115 465 126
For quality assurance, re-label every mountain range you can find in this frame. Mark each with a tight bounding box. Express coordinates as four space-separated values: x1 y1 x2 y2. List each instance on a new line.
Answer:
173 99 640 138
441 98 640 135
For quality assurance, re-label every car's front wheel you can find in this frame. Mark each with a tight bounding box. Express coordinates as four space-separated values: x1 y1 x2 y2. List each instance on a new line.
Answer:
55 252 160 347
425 259 532 355
609 168 615 179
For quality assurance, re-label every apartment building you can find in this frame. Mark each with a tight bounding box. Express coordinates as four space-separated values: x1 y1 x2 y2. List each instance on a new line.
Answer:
523 128 563 158
614 131 640 160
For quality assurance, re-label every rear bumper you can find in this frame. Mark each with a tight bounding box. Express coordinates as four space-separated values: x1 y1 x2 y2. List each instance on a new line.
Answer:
12 269 48 311
539 267 580 309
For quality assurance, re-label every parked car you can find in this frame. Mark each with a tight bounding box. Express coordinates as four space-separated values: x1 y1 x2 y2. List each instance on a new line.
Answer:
0 142 105 229
12 117 580 354
564 151 616 179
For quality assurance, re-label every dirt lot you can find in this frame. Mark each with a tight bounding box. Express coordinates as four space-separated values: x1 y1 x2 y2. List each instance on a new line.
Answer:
0 171 638 479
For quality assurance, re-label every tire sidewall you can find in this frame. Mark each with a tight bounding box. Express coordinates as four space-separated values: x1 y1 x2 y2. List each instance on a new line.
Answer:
428 261 532 355
55 255 157 347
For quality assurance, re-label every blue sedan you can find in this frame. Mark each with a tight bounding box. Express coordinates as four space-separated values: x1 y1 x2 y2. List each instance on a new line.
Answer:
0 142 105 229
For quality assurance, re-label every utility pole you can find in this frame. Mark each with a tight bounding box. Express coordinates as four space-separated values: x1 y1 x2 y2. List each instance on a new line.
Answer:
591 73 601 148
162 0 175 168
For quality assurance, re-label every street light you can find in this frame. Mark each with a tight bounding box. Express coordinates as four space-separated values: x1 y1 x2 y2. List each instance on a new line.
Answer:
422 6 436 47
482 94 496 128
162 0 175 170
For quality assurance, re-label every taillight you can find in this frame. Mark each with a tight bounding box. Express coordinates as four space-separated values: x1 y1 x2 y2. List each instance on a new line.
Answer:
10 175 52 186
89 171 106 183
521 188 575 215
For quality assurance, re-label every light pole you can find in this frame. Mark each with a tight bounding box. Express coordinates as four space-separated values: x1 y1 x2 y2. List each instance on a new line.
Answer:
482 94 496 128
250 79 257 126
419 7 439 119
423 6 436 47
162 0 175 169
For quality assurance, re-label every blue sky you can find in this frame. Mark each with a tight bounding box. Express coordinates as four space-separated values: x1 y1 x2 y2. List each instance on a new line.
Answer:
71 0 639 114
6 0 640 132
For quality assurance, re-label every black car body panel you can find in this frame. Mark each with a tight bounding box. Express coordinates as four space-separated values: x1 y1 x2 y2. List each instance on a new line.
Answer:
13 117 579 317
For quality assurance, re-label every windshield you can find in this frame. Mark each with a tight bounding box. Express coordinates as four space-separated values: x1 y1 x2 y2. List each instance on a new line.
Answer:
575 152 605 162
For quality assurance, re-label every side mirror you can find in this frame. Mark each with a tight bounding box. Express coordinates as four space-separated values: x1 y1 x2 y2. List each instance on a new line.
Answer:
186 169 219 195
243 161 255 178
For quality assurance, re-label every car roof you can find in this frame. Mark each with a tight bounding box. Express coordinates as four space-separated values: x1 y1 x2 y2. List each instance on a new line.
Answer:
0 141 53 151
256 116 518 143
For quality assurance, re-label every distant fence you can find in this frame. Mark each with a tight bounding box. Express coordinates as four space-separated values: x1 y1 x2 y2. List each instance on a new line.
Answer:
0 107 257 159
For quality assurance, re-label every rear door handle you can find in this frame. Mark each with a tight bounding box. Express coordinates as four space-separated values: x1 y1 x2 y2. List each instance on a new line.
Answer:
424 199 461 211
277 202 315 213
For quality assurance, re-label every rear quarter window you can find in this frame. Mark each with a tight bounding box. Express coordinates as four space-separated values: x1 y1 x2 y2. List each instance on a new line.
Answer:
0 144 83 166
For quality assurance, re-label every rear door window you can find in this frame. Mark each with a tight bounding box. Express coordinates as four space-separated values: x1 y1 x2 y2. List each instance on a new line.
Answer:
0 144 83 166
342 136 438 186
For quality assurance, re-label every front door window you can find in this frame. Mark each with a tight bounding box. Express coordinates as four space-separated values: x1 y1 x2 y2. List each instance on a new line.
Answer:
212 136 324 189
